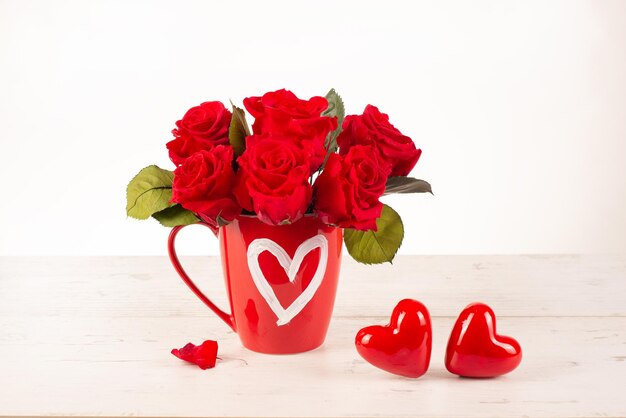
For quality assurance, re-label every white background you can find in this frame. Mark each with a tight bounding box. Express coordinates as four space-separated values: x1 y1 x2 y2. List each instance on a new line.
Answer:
1 0 625 256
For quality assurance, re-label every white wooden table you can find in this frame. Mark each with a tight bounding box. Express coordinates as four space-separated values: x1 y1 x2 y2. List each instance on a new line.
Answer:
1 255 624 417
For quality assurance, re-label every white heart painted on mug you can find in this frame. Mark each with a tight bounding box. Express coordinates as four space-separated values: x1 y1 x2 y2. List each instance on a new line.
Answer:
247 235 328 326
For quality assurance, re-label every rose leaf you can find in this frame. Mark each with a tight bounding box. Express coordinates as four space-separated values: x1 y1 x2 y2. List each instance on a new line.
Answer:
152 204 199 227
343 204 404 265
229 103 250 156
321 88 345 154
383 177 433 196
126 165 174 220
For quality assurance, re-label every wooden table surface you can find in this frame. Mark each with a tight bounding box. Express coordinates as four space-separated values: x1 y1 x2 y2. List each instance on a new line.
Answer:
0 255 624 417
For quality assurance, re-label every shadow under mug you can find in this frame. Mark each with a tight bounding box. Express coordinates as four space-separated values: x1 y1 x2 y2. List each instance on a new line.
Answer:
168 215 343 354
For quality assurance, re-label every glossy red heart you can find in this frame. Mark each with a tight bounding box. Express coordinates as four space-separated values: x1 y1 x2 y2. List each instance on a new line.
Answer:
445 302 522 378
355 299 432 378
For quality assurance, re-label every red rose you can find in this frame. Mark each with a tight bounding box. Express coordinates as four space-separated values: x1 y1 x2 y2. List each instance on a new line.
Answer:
166 102 232 165
313 145 391 231
171 146 240 223
337 105 421 176
234 133 312 225
243 89 337 172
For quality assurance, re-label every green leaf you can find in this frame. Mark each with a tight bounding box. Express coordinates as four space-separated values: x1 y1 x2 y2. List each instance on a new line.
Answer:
216 215 230 227
321 89 345 164
229 102 251 156
126 165 174 220
152 204 200 227
343 204 404 265
383 177 433 196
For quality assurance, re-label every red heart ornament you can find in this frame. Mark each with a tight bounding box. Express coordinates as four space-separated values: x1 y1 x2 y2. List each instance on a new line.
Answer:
355 299 432 378
445 302 522 378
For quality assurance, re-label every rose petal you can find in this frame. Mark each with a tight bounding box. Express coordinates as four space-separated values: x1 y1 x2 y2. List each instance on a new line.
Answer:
193 340 219 370
171 340 219 370
171 342 197 362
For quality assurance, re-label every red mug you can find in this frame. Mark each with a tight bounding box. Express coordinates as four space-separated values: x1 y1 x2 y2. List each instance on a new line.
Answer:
168 215 343 354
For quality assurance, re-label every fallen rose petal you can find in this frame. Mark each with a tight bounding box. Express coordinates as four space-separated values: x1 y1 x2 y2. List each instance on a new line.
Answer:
171 342 197 362
193 340 219 369
171 340 219 370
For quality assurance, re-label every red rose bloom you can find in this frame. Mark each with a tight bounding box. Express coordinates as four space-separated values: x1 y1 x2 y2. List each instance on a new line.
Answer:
166 101 232 165
337 105 421 176
243 89 337 172
171 146 240 223
313 145 391 231
234 133 312 225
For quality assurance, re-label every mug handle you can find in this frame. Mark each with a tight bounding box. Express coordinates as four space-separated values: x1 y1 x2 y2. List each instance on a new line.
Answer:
167 222 235 331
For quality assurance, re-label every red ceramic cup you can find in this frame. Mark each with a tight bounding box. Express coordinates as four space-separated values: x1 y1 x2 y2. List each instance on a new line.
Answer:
168 215 343 354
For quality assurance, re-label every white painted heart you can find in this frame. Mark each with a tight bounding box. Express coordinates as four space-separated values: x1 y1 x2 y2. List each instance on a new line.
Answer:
247 235 328 326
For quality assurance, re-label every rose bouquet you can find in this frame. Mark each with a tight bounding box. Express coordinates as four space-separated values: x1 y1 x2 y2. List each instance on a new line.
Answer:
126 89 431 264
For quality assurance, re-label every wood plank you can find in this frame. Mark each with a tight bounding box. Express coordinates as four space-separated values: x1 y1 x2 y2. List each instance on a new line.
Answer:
1 255 624 318
0 315 624 417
